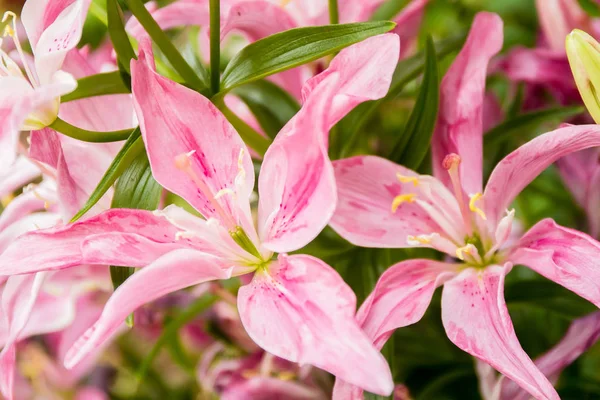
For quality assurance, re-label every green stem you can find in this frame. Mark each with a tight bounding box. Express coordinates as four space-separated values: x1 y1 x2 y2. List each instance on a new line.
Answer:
328 0 339 24
50 118 133 142
209 0 221 94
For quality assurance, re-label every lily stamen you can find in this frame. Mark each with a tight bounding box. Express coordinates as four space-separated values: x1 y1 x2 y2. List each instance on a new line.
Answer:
391 193 416 213
2 11 37 85
469 193 487 220
443 153 473 234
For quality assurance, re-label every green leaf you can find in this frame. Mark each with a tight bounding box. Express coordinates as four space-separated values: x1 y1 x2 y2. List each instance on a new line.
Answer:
389 37 439 170
578 0 600 17
62 71 130 103
504 279 596 319
71 129 144 222
107 0 137 74
126 0 207 91
484 106 585 149
216 100 271 156
136 294 217 383
220 21 396 92
233 80 300 139
335 32 465 158
50 117 134 143
109 150 162 315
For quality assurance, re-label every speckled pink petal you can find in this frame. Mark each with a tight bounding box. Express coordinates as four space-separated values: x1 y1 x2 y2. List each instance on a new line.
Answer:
257 75 337 253
301 33 399 136
64 249 233 369
500 312 600 400
333 259 458 400
330 155 463 248
0 209 190 275
442 265 559 400
432 12 503 195
238 254 393 396
131 40 255 234
509 218 600 308
483 124 600 224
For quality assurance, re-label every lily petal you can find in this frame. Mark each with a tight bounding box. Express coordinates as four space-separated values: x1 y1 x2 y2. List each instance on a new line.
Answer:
0 156 40 199
432 12 503 195
509 218 600 308
483 124 600 224
64 248 233 369
500 311 600 400
257 74 338 253
330 155 462 248
131 39 255 233
0 273 47 399
442 265 559 400
333 259 459 400
301 33 399 135
238 254 393 396
0 209 189 275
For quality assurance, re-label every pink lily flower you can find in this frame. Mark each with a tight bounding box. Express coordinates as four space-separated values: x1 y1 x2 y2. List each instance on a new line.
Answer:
477 312 600 400
0 0 91 170
0 33 400 395
125 0 427 97
329 13 600 400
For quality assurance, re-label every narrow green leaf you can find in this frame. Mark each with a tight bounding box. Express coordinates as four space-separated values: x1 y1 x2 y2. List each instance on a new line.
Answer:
504 280 596 319
71 129 144 222
50 117 134 143
62 71 129 103
110 150 162 311
335 33 465 158
107 0 137 74
136 294 217 383
233 80 300 138
220 21 396 92
484 106 584 149
389 37 439 170
126 0 206 90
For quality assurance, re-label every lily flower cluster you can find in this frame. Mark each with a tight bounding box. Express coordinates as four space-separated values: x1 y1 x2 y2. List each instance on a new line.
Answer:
2 0 600 399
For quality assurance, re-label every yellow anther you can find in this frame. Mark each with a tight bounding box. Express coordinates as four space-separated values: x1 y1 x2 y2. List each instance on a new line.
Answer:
407 234 431 245
396 173 419 186
455 245 473 261
278 371 296 381
391 193 417 213
469 193 487 220
2 12 16 37
3 25 14 37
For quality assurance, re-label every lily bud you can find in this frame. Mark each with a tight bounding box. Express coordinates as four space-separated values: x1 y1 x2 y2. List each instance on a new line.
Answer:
566 29 600 123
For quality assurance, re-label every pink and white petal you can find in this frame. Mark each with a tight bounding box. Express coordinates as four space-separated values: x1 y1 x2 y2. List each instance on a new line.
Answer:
500 311 600 400
329 156 456 248
535 0 587 53
18 290 77 339
555 149 600 210
131 40 255 230
0 180 56 231
442 265 559 400
333 259 459 400
32 0 89 84
585 166 600 239
509 218 600 308
0 212 62 253
238 254 393 396
392 0 429 58
301 34 399 135
29 128 61 169
0 272 47 399
337 0 387 23
0 156 40 199
64 249 233 369
257 75 337 253
0 77 36 170
21 0 79 49
0 209 190 275
432 12 503 195
483 124 600 224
